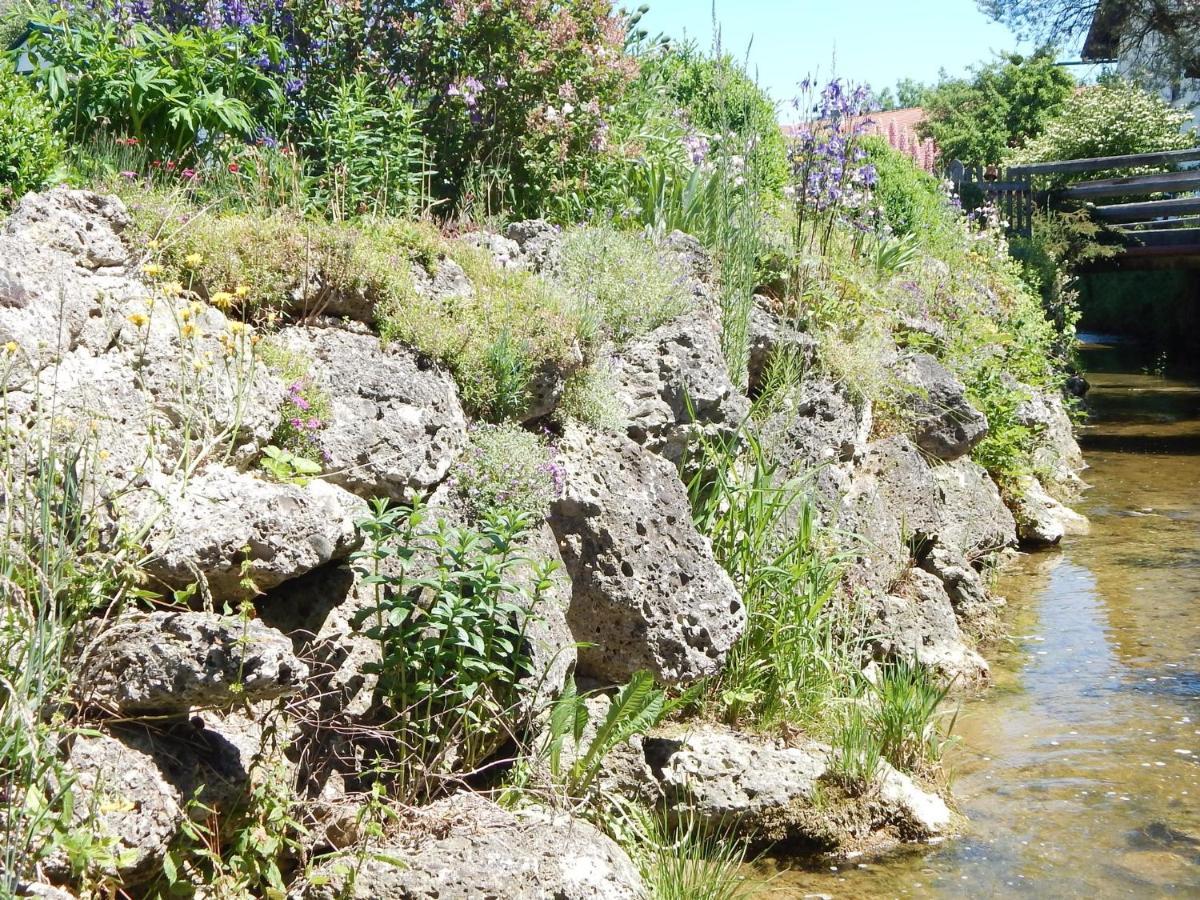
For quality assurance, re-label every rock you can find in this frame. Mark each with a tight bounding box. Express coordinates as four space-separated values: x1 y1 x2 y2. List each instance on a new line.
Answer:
891 353 987 461
300 792 643 900
505 219 561 272
79 611 307 714
549 425 745 684
838 437 940 593
652 726 828 838
411 257 474 303
139 465 365 602
877 765 953 835
746 300 818 396
647 725 952 848
761 374 871 484
612 311 750 464
1012 475 1090 546
273 326 468 500
929 457 1018 557
4 186 131 270
15 885 78 899
872 569 988 683
64 732 184 882
1016 387 1086 491
259 563 383 721
920 545 1001 625
459 230 525 269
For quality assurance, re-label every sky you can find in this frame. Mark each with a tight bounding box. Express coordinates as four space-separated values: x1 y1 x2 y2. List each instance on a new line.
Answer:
639 0 1083 115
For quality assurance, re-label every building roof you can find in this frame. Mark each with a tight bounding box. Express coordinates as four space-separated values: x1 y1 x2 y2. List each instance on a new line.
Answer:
1082 2 1130 61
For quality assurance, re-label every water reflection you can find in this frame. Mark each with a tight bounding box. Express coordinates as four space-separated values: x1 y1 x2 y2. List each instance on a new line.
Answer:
756 337 1200 897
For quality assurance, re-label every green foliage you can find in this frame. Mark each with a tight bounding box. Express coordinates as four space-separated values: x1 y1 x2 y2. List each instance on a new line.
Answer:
545 672 668 799
453 424 559 521
634 807 752 900
258 444 321 484
688 430 848 729
396 244 580 422
301 73 430 221
1013 80 1197 166
26 16 285 158
0 61 63 206
918 50 1075 164
393 0 636 219
861 136 955 239
553 225 694 345
352 500 554 803
640 41 789 195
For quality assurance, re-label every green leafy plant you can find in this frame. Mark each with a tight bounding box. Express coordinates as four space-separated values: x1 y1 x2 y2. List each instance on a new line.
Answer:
687 430 849 729
258 444 321 484
351 499 555 803
545 672 668 799
302 72 431 221
26 16 285 158
0 61 64 207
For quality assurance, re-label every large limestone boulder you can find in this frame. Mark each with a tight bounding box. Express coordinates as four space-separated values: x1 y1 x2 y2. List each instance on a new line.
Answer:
549 425 745 684
1012 475 1090 546
929 457 1018 556
1017 387 1086 492
3 187 131 271
648 725 952 848
746 300 818 395
871 569 989 683
920 544 1002 625
140 465 365 602
79 611 307 714
612 311 750 464
272 326 467 501
892 353 988 462
64 732 184 882
505 219 562 272
300 792 644 900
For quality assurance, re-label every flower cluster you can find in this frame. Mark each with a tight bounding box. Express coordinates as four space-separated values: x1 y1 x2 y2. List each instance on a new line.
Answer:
788 78 879 216
273 377 330 461
452 424 562 521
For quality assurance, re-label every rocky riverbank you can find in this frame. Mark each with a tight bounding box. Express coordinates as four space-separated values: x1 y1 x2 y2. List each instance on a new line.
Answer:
0 188 1086 898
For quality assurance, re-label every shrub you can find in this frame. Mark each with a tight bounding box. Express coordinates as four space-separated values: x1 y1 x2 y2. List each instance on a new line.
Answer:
555 361 627 433
1012 80 1196 166
301 73 430 221
640 41 789 196
352 501 555 803
26 15 285 158
0 62 63 205
860 136 955 239
553 226 693 345
453 424 561 521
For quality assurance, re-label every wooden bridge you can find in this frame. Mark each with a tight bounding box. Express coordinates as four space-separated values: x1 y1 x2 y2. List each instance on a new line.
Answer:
952 147 1200 269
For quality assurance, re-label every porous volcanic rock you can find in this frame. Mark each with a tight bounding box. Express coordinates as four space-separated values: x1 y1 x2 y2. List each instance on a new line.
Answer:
300 792 644 900
272 326 467 500
79 611 307 714
141 465 365 602
549 424 745 684
892 352 988 461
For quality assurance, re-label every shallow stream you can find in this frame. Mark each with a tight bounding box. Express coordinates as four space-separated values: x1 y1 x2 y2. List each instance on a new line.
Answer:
755 335 1200 897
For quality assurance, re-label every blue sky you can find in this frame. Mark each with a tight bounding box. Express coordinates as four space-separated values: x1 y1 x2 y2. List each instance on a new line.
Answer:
639 0 1076 114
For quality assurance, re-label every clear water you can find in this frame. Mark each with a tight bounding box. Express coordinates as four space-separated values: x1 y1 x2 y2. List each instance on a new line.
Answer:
753 336 1200 897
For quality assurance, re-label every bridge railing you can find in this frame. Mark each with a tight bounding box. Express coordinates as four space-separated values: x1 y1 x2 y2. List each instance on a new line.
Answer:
948 162 1035 238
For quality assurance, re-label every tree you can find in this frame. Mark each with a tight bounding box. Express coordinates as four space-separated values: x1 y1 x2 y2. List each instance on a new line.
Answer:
980 0 1200 81
917 50 1075 165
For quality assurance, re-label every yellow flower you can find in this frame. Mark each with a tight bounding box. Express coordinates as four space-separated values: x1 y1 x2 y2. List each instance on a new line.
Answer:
184 253 203 268
142 262 163 278
3 341 17 354
180 322 198 340
146 239 160 250
235 284 251 298
161 281 184 297
180 307 192 322
128 312 149 328
228 322 247 336
211 291 236 310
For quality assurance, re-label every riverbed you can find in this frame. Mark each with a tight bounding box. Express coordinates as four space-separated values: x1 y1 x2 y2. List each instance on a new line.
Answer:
756 336 1200 897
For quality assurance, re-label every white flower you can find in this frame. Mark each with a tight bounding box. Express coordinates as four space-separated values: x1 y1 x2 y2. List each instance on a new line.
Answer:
562 102 575 116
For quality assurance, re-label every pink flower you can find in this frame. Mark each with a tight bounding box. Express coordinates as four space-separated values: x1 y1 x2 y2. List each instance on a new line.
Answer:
120 170 138 179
